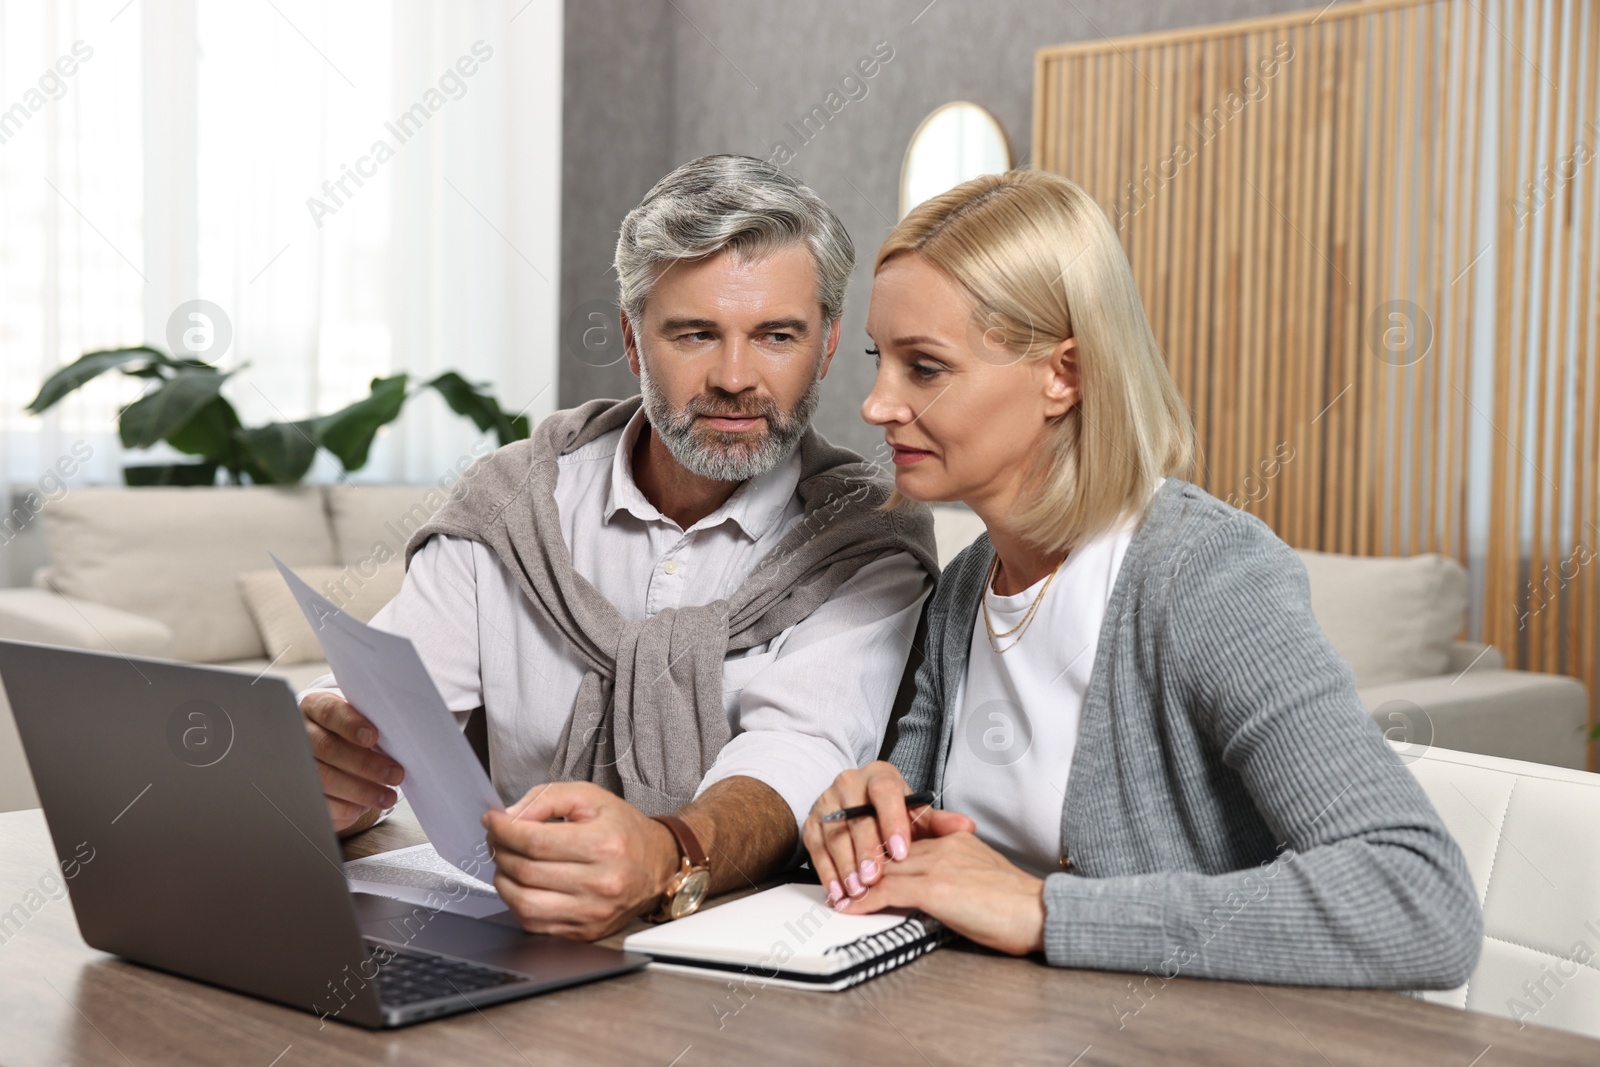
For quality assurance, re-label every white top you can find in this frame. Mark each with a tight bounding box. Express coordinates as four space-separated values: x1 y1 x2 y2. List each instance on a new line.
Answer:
941 483 1161 877
305 407 931 829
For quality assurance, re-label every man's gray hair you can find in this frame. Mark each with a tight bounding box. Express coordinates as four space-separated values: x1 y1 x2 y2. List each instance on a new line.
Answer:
614 155 855 329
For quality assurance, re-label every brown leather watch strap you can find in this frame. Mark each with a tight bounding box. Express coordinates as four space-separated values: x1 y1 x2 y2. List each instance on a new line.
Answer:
652 814 708 870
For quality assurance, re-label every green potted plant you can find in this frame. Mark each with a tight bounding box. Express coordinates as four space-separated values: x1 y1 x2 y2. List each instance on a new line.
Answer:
25 346 529 485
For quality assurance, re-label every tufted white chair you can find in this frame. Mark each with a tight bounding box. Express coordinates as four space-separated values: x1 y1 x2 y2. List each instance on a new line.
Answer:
1405 745 1600 1039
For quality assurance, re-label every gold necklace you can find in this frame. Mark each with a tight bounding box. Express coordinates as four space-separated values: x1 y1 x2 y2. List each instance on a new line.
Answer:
982 552 1065 653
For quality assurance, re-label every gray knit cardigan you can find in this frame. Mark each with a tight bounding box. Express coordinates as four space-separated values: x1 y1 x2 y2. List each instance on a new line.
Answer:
890 477 1483 988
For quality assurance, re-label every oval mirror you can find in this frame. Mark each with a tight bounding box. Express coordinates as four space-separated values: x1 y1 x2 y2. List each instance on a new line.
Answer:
899 102 1012 219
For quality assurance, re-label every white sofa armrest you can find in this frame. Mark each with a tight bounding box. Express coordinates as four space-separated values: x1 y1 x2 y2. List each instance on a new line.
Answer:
0 588 174 659
1445 639 1504 675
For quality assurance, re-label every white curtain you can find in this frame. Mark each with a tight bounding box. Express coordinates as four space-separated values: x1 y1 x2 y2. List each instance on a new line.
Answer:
0 0 561 487
0 0 143 487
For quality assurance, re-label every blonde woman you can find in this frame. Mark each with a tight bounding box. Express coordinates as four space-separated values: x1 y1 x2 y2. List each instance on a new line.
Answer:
801 170 1481 987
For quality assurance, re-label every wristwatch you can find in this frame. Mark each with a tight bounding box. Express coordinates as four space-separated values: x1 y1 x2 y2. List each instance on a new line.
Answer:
650 814 711 922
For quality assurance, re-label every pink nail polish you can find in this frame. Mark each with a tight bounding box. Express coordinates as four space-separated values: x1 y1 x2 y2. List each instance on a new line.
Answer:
828 879 844 904
888 834 908 861
860 858 879 883
845 873 864 897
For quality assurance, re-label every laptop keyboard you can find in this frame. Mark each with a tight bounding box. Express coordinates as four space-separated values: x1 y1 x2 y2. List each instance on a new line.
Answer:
365 939 527 1007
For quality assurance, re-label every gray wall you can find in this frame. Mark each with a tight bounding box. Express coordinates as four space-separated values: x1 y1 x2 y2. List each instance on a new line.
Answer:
560 0 1308 459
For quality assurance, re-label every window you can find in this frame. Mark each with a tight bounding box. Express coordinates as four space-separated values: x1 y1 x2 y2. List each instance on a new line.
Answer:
1 0 560 487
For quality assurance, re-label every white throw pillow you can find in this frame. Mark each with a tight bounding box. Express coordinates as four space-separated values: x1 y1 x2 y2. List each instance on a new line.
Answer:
1294 549 1469 687
40 487 336 663
237 560 406 665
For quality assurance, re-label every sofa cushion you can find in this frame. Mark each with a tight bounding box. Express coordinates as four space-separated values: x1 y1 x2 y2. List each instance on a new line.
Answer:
40 487 336 663
0 588 174 659
324 484 451 567
237 561 406 665
1358 670 1589 771
1295 549 1469 687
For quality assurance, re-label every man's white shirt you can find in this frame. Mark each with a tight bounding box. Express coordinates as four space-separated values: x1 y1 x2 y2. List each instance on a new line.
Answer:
304 406 931 829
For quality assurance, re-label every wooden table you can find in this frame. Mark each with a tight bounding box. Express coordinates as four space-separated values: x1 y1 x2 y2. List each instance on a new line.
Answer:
2 807 1596 1067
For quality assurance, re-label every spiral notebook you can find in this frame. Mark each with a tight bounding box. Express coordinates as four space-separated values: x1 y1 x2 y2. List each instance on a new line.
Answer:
621 883 949 992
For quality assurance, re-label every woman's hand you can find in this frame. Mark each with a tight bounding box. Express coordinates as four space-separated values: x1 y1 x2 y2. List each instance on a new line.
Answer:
839 830 1048 957
802 762 974 907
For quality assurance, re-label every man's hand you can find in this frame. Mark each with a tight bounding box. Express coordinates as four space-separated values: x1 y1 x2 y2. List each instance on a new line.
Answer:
482 781 683 941
299 691 404 834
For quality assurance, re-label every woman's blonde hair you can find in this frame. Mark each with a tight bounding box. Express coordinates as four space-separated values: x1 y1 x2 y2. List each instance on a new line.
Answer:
876 169 1197 555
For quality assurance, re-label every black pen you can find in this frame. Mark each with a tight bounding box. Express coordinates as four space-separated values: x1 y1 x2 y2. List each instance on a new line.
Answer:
818 790 935 823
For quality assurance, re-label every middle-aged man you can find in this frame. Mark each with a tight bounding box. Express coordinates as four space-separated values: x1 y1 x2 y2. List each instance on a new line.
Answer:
298 154 937 940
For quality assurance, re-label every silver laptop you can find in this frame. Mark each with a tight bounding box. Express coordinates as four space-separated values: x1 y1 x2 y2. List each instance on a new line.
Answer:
0 639 647 1028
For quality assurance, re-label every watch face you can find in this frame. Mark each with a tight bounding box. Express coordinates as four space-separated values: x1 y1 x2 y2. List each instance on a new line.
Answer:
670 870 711 918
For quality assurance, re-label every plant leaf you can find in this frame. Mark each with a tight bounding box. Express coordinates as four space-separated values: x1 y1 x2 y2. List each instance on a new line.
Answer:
25 346 173 414
237 420 319 484
122 364 171 379
119 368 233 449
424 371 529 446
164 395 242 463
311 374 409 471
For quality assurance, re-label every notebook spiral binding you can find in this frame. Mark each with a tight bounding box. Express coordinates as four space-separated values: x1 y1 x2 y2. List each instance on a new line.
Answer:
823 916 951 987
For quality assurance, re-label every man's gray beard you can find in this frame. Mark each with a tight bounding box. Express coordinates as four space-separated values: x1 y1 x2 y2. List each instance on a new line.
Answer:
638 359 821 482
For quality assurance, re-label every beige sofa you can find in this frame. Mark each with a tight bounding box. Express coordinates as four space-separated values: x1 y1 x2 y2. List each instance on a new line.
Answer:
0 485 440 812
1296 548 1588 770
0 489 1588 813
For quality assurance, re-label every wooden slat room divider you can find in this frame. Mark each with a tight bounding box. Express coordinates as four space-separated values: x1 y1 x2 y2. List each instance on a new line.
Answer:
1035 0 1600 761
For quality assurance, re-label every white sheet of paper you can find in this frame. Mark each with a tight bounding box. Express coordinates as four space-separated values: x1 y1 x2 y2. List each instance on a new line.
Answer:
273 555 503 876
344 844 509 920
